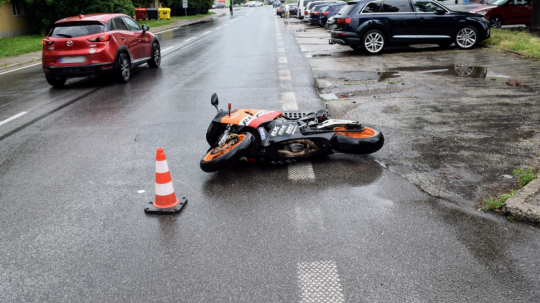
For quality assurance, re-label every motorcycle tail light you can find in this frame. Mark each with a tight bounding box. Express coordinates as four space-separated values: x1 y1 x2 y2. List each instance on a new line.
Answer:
336 17 352 24
87 35 111 42
322 12 329 16
42 39 54 46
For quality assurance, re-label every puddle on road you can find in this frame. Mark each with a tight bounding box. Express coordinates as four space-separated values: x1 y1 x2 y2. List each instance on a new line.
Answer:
377 64 528 89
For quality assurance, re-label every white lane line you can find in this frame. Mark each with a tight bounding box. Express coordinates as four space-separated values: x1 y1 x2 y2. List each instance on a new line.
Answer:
161 46 174 52
277 48 285 53
202 31 211 35
278 57 287 64
216 27 221 29
225 24 229 26
288 161 315 180
185 36 197 42
277 36 282 40
277 41 283 46
281 92 297 110
0 63 41 76
298 261 344 302
279 69 291 81
0 112 28 126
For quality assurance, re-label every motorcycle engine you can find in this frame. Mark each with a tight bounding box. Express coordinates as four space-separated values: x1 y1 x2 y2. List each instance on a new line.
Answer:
286 143 306 153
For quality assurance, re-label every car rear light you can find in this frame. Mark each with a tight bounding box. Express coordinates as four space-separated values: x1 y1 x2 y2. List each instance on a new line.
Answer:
322 12 329 16
42 39 54 46
304 11 308 15
87 35 111 42
312 11 319 15
336 17 352 24
101 64 113 69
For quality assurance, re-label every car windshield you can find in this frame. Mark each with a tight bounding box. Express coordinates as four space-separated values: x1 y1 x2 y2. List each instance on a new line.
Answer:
491 0 508 5
49 21 105 38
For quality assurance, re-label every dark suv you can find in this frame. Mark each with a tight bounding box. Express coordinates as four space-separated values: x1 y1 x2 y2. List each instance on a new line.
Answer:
330 0 490 55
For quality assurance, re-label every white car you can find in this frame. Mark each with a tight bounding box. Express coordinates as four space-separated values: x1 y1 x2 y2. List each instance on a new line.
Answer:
245 1 264 6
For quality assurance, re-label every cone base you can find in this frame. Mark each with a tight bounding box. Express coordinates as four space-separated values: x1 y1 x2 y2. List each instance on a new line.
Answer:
144 197 187 215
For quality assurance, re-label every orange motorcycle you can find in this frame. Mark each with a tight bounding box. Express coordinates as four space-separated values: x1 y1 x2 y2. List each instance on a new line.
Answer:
200 93 384 172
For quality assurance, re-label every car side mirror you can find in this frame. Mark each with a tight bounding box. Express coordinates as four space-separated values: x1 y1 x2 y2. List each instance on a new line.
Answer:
435 7 446 15
211 93 219 112
141 24 149 34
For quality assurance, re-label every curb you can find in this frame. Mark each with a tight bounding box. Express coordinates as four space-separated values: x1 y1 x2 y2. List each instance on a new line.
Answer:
505 177 540 224
0 12 226 74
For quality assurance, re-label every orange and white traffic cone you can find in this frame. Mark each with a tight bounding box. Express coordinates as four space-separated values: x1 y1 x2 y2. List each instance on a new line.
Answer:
144 148 187 215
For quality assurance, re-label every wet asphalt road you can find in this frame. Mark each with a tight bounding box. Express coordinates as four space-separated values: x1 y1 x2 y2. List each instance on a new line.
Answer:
1 7 540 302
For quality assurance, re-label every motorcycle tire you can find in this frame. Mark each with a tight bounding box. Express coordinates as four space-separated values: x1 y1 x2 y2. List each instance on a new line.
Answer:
331 125 384 155
200 132 255 172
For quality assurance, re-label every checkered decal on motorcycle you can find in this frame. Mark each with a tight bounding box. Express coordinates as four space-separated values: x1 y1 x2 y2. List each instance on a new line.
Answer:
298 261 345 303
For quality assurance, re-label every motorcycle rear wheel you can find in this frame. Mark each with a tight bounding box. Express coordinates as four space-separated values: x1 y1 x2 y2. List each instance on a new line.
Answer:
331 125 384 154
200 133 254 172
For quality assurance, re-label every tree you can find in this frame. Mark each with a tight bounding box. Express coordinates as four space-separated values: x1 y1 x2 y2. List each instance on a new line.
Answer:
532 1 540 30
23 0 135 34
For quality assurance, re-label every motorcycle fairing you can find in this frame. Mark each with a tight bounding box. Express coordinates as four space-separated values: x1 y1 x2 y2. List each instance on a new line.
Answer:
219 109 282 129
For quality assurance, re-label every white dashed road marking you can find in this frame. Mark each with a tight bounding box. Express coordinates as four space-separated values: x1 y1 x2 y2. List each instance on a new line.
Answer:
277 41 283 46
278 57 287 64
279 69 291 80
298 261 345 303
281 92 298 110
202 31 211 35
0 112 28 126
288 161 315 180
277 48 285 52
0 63 41 76
185 36 197 42
161 46 174 52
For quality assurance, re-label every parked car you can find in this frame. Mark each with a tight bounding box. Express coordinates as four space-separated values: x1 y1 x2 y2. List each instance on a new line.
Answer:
42 13 160 87
303 1 344 23
310 4 330 26
326 15 336 29
320 3 345 28
273 0 282 7
330 0 490 55
212 2 226 8
470 0 533 28
245 1 264 6
278 4 299 17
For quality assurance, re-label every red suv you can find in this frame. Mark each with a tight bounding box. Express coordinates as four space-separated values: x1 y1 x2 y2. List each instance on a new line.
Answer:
42 14 160 87
470 0 533 28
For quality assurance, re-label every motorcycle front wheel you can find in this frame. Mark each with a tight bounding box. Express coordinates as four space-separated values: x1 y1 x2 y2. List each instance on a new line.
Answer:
331 125 384 155
200 132 254 172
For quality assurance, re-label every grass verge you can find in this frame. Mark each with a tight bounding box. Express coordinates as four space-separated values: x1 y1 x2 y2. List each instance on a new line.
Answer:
482 168 539 212
481 28 540 60
0 35 43 59
171 12 216 20
137 19 176 28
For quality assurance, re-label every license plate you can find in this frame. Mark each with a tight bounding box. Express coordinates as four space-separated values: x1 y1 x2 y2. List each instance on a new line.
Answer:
59 56 86 64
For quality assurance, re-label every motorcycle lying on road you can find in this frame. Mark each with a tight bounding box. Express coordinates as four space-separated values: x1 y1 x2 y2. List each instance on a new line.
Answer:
200 93 384 172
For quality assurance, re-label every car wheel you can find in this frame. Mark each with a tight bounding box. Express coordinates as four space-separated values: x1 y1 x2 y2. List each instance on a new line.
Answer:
116 52 131 83
361 30 385 55
490 15 503 28
46 76 67 87
148 42 161 68
281 12 285 18
455 26 479 50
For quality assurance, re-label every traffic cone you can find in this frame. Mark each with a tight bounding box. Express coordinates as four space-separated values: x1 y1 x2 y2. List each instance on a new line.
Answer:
144 148 187 215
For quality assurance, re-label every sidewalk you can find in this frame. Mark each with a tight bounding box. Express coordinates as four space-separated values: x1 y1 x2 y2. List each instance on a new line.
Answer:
0 12 225 74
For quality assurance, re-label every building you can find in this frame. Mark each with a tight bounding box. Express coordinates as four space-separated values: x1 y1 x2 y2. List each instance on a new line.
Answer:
0 0 32 38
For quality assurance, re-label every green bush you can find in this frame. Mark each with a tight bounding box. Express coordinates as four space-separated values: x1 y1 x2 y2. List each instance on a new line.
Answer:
24 0 135 35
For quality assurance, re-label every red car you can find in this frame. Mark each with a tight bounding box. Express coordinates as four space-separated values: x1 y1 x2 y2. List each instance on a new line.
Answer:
42 13 160 87
470 0 533 28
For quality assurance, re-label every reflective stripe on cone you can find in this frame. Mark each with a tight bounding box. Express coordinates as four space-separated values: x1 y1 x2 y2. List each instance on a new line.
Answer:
153 148 179 209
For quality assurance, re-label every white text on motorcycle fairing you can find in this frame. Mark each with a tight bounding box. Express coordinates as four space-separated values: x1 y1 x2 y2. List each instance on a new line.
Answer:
278 125 287 136
254 110 270 118
240 115 255 126
285 124 296 135
271 126 280 136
